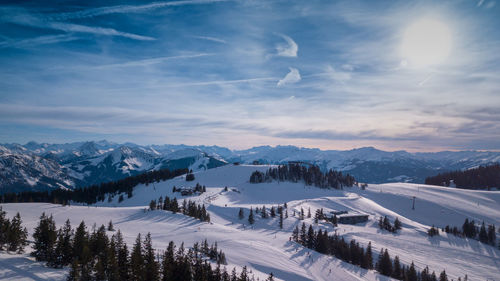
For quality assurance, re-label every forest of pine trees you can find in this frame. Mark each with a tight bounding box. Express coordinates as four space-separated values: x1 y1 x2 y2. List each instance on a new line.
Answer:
292 222 461 281
249 164 356 189
0 168 188 205
431 218 498 247
0 208 276 281
378 216 402 233
149 195 211 222
425 163 500 190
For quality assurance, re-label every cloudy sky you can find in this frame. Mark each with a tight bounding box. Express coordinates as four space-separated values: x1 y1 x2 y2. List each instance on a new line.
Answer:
0 0 499 151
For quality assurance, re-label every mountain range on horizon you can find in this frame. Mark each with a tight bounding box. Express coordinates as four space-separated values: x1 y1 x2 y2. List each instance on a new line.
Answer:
1 140 500 193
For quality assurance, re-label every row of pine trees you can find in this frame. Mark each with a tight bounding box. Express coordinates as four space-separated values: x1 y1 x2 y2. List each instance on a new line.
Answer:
149 195 211 222
424 163 500 189
292 222 464 281
428 218 498 247
249 164 356 189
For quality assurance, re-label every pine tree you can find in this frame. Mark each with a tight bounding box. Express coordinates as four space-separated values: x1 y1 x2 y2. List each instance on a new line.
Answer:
307 208 311 219
279 210 283 229
52 219 73 267
108 220 114 231
248 208 255 225
479 221 488 243
407 261 418 281
300 223 307 245
439 270 448 281
392 256 402 279
116 230 130 281
143 233 159 281
7 212 28 253
487 224 496 245
394 217 402 231
270 207 276 218
0 207 8 250
238 208 244 220
261 205 267 219
32 213 57 262
292 225 299 242
131 234 145 281
307 225 315 248
73 221 88 262
162 241 175 281
365 242 373 269
107 235 120 281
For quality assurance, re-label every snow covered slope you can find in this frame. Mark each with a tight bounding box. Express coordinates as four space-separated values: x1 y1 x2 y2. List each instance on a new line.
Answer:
1 165 499 280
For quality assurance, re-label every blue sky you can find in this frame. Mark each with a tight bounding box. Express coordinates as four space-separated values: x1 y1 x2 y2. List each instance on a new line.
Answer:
0 0 499 151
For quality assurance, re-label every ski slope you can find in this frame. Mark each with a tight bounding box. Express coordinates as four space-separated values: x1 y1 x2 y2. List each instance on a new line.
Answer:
1 164 499 281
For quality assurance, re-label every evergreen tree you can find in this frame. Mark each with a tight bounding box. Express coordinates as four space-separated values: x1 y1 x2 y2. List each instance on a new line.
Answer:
392 256 402 280
439 270 448 281
106 235 120 281
307 208 311 219
238 208 244 220
131 234 145 281
307 225 315 248
487 224 496 245
52 219 73 267
6 212 28 253
292 225 299 242
270 207 276 218
365 242 373 270
162 241 175 281
0 207 8 250
116 230 130 281
248 208 255 225
32 213 57 262
261 205 267 219
143 233 159 281
407 261 418 281
479 221 488 243
300 223 307 244
108 220 114 231
394 217 402 231
73 221 88 262
279 210 283 229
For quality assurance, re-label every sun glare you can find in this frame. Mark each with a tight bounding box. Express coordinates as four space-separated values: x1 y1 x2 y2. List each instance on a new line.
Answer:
400 18 452 68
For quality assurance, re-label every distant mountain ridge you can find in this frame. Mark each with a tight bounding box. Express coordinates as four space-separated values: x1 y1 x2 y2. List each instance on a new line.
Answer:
1 141 499 193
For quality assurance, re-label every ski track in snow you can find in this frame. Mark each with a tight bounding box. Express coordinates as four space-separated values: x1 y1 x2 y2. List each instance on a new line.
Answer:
1 165 499 281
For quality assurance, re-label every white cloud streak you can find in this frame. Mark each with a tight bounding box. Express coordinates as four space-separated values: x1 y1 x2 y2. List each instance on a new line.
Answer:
277 67 301 87
191 35 227 44
0 34 78 49
49 0 229 20
276 34 298 57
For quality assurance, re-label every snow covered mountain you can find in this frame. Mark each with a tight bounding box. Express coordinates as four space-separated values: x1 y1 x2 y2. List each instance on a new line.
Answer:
0 145 74 192
1 141 500 193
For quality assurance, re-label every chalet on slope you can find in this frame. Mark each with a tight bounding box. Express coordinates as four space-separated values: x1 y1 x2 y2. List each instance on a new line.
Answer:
330 210 369 224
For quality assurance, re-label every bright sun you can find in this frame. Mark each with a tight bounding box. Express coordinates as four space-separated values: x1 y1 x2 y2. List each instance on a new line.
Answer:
400 18 452 67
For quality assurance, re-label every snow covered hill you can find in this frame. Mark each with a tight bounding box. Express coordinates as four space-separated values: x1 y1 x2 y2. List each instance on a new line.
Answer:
1 165 499 280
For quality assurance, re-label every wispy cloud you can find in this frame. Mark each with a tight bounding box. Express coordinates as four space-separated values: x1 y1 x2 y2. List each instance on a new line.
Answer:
275 34 298 57
191 35 226 44
0 34 78 49
277 67 301 87
0 8 154 41
49 22 155 41
92 53 214 69
49 0 229 21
